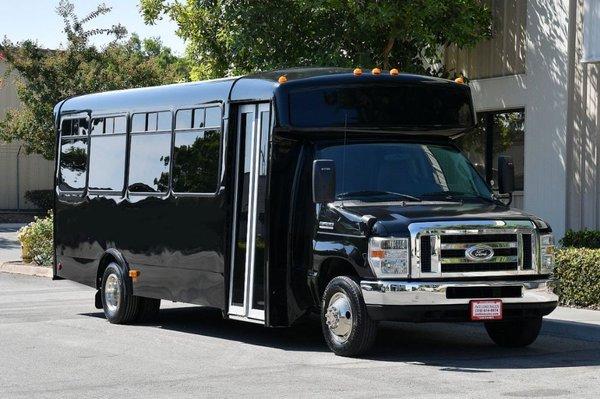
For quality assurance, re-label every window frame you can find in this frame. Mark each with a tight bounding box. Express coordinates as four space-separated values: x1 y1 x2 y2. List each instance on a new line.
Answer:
87 112 130 196
171 103 224 197
57 113 91 195
471 107 525 192
126 109 174 197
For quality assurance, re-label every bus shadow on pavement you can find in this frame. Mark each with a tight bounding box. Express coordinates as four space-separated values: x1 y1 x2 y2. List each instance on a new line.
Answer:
83 305 600 369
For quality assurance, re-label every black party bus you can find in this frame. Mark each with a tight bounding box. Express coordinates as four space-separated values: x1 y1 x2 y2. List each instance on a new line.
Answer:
53 68 557 356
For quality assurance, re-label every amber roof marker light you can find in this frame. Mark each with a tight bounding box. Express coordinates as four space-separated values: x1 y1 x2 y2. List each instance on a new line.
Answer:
454 75 465 84
372 67 381 76
353 68 363 76
390 68 400 76
278 75 288 84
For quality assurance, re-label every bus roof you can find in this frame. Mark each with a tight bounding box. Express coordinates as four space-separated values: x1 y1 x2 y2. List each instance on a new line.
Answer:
57 67 456 114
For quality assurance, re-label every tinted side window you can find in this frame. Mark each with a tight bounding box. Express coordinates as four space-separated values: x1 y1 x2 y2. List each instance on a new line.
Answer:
89 116 127 192
127 110 173 194
59 117 89 191
172 106 221 193
128 134 171 193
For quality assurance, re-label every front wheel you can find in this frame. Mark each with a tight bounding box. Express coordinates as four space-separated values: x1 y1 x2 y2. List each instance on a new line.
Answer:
321 276 378 356
484 316 543 347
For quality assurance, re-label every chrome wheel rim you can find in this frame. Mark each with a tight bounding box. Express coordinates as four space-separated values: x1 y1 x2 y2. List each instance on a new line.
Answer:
104 273 121 313
325 292 353 343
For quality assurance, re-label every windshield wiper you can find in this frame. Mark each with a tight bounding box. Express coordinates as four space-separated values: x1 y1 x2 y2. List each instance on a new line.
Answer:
336 190 421 202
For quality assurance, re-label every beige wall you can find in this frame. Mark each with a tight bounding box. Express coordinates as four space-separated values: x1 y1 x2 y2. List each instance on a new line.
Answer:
444 0 527 79
0 60 54 210
566 0 600 230
447 0 573 238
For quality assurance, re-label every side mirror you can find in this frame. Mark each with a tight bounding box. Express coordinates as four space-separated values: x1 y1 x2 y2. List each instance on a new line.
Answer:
498 155 515 194
312 159 336 203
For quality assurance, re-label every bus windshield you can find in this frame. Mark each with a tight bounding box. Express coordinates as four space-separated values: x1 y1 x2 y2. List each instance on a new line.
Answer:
317 142 494 202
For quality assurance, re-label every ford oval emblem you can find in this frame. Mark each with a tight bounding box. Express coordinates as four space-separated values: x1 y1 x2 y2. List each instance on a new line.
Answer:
465 245 495 261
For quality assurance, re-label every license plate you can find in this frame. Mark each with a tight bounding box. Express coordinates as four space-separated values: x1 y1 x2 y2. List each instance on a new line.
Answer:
470 300 503 321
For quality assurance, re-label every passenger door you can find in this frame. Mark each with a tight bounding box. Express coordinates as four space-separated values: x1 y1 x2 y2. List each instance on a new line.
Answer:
228 103 271 323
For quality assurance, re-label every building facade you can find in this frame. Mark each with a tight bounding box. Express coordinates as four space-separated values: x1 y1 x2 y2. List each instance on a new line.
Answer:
445 0 600 239
0 58 54 210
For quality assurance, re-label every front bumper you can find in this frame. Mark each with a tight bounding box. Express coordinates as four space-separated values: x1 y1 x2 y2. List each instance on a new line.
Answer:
361 279 558 322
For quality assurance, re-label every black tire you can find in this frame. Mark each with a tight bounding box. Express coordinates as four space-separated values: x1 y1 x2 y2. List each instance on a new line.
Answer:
136 297 161 323
321 276 377 356
101 262 140 324
484 316 543 347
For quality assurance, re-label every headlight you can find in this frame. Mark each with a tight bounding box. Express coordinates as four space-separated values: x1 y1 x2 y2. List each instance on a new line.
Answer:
540 234 555 274
368 237 410 278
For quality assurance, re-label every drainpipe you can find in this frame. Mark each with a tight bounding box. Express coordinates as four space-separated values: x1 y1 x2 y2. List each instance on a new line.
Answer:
16 145 21 211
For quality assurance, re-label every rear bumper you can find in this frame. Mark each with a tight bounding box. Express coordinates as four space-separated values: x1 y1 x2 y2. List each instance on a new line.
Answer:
361 279 558 322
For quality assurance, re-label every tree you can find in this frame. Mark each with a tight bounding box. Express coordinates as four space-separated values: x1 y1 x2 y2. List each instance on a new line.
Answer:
0 0 189 159
140 0 491 80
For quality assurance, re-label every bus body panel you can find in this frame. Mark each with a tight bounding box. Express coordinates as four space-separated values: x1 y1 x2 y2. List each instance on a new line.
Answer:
52 68 552 331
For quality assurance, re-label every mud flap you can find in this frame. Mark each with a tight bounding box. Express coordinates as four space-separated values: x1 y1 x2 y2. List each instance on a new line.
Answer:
95 290 102 309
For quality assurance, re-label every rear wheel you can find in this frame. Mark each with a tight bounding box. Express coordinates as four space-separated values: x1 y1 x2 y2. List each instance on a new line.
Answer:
321 276 377 356
136 297 161 322
101 262 139 324
484 316 543 347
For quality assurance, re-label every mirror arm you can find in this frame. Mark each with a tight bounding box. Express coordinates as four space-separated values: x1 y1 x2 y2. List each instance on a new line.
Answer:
496 192 513 206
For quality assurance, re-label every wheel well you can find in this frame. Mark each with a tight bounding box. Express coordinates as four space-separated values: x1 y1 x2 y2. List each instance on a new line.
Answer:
317 258 358 298
96 254 118 289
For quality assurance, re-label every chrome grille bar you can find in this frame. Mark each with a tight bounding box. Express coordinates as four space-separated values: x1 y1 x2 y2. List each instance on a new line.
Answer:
409 220 539 278
440 242 518 250
441 256 519 264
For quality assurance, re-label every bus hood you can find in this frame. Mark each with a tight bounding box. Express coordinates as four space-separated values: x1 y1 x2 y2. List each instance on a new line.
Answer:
330 201 550 236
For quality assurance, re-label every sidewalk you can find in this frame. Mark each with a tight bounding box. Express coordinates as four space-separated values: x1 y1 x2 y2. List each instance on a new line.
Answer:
0 261 52 278
0 223 25 264
547 306 600 326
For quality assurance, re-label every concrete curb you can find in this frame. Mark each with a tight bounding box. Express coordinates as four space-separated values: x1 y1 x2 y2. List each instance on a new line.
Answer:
0 261 52 278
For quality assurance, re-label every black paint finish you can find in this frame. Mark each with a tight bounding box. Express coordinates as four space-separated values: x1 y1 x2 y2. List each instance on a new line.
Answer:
54 68 551 328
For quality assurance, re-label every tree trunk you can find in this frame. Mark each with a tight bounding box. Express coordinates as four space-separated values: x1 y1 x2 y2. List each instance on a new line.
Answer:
382 36 395 70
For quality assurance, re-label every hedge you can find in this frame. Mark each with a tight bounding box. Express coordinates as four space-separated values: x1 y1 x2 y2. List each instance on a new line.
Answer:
554 248 600 309
17 212 53 266
560 229 600 249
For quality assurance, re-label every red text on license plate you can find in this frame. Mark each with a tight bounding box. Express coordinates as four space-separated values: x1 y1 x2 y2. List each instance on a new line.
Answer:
470 300 503 321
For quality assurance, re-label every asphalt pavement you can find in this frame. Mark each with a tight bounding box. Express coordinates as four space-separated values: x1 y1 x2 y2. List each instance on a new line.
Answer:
1 272 599 398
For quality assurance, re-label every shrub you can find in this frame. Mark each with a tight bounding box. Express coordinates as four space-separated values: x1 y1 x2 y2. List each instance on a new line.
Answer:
560 229 600 249
554 248 600 309
17 212 54 266
24 190 54 211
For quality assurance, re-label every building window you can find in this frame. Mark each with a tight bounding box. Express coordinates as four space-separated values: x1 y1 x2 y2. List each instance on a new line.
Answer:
128 111 172 194
172 106 221 193
458 109 525 191
58 117 89 192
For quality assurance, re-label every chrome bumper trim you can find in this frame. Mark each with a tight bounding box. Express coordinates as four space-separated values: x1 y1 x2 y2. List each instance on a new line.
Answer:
361 279 557 306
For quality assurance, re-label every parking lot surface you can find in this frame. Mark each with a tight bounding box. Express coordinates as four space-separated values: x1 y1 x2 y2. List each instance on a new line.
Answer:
0 272 599 398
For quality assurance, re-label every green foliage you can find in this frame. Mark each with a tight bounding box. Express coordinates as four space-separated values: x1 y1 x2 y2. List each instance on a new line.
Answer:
560 229 600 249
554 248 600 309
24 190 54 211
0 0 189 159
140 0 491 80
17 212 54 266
